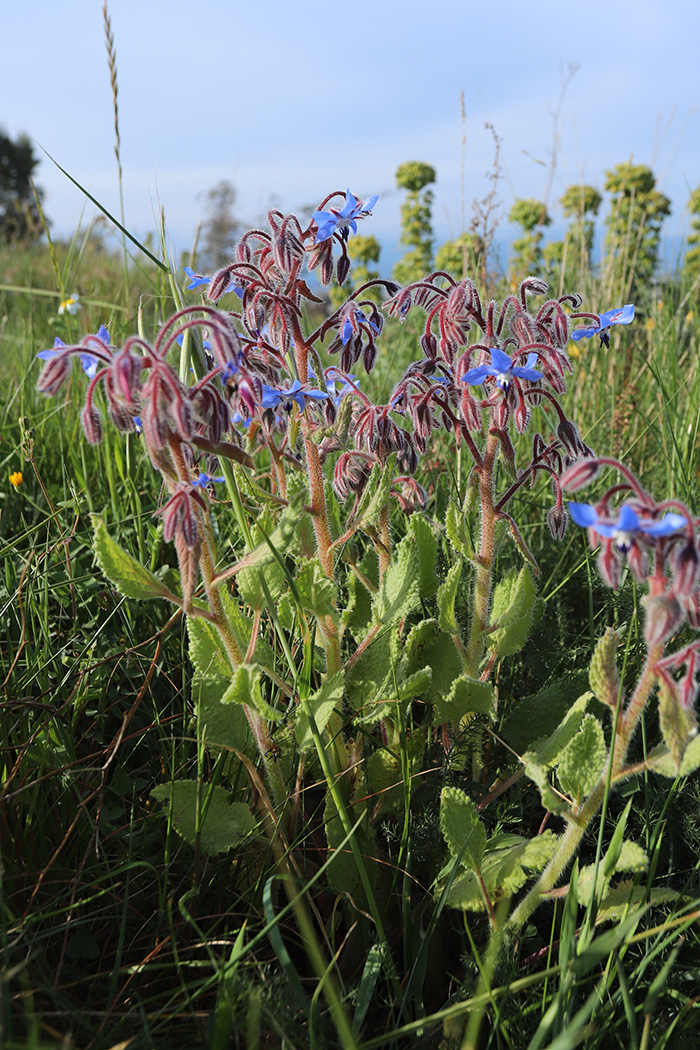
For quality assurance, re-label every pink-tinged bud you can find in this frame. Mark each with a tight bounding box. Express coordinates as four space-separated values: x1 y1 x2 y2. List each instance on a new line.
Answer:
674 542 699 598
421 331 437 360
168 393 194 442
510 311 536 347
627 541 649 583
336 253 350 286
36 353 71 396
208 324 241 372
108 399 138 432
520 276 549 299
547 502 568 540
236 375 262 418
557 419 585 459
460 389 482 431
208 266 236 302
446 281 467 318
553 310 569 347
514 397 530 434
363 341 378 373
81 403 103 445
598 540 624 589
644 594 684 648
683 587 700 630
112 348 142 404
559 458 600 492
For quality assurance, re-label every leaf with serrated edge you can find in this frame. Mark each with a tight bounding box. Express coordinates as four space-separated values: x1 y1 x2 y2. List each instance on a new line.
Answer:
92 515 173 601
440 787 486 870
534 691 593 767
151 781 256 855
557 713 607 804
296 672 344 751
409 514 439 599
647 733 700 777
437 560 462 634
434 675 494 726
372 532 420 624
488 566 536 657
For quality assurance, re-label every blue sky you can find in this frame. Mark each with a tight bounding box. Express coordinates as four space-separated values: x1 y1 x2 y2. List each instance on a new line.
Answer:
3 0 699 273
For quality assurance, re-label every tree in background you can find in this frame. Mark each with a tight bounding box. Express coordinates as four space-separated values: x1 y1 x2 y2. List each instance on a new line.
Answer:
603 162 670 299
0 128 44 242
435 232 484 281
393 161 436 285
508 199 551 278
541 184 602 288
683 183 700 288
199 179 241 270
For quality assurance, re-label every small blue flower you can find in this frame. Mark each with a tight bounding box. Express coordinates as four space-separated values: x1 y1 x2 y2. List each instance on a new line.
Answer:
571 304 634 348
37 323 109 379
184 266 209 290
260 379 330 412
192 472 226 488
313 189 378 244
341 309 379 345
569 501 686 550
327 374 359 406
462 347 543 392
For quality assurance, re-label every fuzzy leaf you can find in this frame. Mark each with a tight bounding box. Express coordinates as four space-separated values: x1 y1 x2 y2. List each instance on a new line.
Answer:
187 612 234 678
522 753 568 814
372 532 421 624
557 714 607 804
409 514 439 599
589 627 621 708
220 663 282 721
533 691 593 767
296 672 344 751
194 672 250 753
488 566 537 657
657 675 698 773
647 733 700 777
445 500 475 558
437 559 462 634
92 515 173 601
354 454 396 532
294 557 337 620
499 673 589 756
434 675 495 726
440 787 486 870
444 831 558 911
151 781 256 855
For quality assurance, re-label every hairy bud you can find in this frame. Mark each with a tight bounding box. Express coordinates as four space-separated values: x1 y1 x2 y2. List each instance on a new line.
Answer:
559 458 600 492
644 594 684 648
81 403 103 445
673 542 699 599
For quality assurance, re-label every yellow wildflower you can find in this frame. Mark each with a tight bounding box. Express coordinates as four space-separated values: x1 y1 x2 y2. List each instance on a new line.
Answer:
9 471 23 488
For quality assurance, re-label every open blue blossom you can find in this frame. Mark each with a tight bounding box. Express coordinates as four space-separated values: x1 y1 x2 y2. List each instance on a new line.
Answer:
341 309 379 345
192 472 225 488
327 374 359 406
260 379 329 412
313 189 378 244
462 347 542 392
569 501 686 551
184 266 243 298
37 323 109 379
571 304 634 348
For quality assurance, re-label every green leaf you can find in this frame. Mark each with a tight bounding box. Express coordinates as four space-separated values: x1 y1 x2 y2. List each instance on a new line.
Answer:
294 557 337 620
353 454 396 532
533 691 593 767
647 733 700 777
440 787 486 870
220 663 282 721
522 753 568 814
151 781 256 855
445 499 474 558
499 672 589 756
444 831 558 911
557 714 607 804
595 882 680 926
236 509 288 612
589 627 621 708
372 532 421 624
187 612 234 678
409 514 439 599
194 673 251 753
434 675 495 726
91 515 174 601
437 560 462 634
488 566 537 657
657 675 698 773
296 672 344 751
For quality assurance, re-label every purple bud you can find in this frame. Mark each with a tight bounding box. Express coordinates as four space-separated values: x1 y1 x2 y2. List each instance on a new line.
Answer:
598 540 624 590
37 353 71 396
421 332 437 360
336 253 350 286
547 503 568 541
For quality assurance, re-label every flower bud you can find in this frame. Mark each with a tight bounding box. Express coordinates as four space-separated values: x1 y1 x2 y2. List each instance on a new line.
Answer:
673 542 699 598
336 252 350 286
644 594 683 648
598 540 624 589
81 403 103 445
36 353 71 396
559 458 600 492
547 502 568 541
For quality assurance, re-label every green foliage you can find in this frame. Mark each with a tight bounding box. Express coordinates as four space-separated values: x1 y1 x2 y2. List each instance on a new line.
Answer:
508 198 551 276
604 161 671 299
0 127 43 242
488 565 537 657
151 781 257 855
394 160 436 284
92 514 176 601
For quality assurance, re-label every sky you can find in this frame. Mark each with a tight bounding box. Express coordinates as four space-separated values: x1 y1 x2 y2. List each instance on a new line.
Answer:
2 0 699 275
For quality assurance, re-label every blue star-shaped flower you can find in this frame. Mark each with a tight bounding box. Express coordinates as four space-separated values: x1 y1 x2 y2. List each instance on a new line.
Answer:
184 266 209 290
571 305 635 348
569 501 686 550
37 324 109 379
313 189 378 244
192 472 225 488
260 379 329 412
462 347 543 391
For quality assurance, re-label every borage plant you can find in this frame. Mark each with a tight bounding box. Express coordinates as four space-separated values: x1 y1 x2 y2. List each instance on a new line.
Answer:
36 187 700 1004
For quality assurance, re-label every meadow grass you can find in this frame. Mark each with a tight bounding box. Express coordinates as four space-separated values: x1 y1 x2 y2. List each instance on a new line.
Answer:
2 230 700 1050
